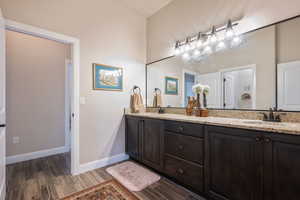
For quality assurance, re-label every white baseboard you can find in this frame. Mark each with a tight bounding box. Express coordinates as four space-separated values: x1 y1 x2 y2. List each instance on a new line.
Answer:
0 177 5 200
6 146 70 165
77 153 129 175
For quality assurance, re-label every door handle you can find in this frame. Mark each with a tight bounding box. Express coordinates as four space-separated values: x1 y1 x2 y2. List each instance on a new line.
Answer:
0 124 6 128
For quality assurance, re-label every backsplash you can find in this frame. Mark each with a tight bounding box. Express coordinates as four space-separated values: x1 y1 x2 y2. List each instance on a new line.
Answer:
145 107 300 123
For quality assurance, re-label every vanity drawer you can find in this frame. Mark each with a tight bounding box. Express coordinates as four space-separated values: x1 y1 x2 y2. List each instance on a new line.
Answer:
165 131 204 164
164 155 204 192
164 120 204 138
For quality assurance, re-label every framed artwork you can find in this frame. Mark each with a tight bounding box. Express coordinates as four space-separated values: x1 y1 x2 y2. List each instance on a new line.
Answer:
93 63 123 91
165 76 178 95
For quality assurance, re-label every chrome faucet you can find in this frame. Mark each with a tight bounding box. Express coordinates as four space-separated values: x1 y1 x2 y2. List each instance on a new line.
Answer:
158 106 165 114
260 108 286 122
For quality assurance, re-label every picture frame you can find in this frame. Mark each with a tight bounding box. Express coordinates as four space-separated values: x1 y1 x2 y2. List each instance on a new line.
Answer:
93 63 123 91
165 76 178 95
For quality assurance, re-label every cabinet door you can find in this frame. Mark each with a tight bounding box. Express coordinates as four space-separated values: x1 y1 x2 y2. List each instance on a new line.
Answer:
205 126 263 200
141 118 163 170
264 134 300 200
126 117 141 160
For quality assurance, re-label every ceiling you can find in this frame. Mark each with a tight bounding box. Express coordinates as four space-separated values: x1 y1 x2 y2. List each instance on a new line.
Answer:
119 0 174 17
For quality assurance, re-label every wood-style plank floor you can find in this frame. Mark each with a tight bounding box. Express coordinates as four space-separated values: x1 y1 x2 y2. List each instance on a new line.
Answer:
6 153 206 200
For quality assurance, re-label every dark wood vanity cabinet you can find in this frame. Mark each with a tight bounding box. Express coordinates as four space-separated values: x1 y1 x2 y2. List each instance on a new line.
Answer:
164 121 205 193
141 118 164 170
126 115 300 199
263 134 300 200
205 126 264 200
125 116 163 171
125 116 141 160
206 126 300 200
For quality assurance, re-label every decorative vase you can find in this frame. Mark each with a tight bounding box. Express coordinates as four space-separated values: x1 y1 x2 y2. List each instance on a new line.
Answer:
203 93 207 108
196 93 201 108
194 93 202 117
186 96 194 116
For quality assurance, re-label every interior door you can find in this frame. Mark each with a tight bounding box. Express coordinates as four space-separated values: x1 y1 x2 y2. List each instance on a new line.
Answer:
223 73 235 109
278 61 300 111
197 72 221 108
0 8 6 200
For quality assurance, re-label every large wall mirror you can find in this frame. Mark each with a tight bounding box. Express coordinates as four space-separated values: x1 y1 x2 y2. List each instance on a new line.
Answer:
146 16 300 111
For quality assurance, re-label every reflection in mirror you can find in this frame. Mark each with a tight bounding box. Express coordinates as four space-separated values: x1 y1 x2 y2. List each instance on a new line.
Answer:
147 26 276 110
277 17 300 111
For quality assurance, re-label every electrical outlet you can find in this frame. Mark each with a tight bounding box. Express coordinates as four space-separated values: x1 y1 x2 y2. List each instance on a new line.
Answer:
12 136 20 144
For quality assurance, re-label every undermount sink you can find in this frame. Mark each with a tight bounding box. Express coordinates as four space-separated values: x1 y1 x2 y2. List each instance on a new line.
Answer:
243 120 282 125
243 120 265 125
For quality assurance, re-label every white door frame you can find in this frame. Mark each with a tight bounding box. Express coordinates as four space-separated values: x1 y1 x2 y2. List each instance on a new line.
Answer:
4 19 81 175
0 8 6 200
220 64 257 109
65 59 72 150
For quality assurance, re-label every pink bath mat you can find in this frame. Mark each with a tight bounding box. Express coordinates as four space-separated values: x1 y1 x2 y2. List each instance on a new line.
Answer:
106 161 160 192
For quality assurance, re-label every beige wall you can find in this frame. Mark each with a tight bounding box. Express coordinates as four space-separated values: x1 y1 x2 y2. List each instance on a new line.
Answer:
147 0 300 63
6 30 71 156
277 17 300 64
0 0 146 164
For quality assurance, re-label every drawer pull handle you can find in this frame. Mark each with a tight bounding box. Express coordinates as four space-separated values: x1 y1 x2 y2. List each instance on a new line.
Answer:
265 138 271 143
256 137 262 142
178 145 184 150
178 126 184 132
177 168 184 175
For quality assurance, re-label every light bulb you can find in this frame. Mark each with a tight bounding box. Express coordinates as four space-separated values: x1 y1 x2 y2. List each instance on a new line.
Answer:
226 29 234 38
211 35 217 43
182 52 190 60
203 46 212 54
175 48 181 55
225 20 235 39
180 46 185 53
233 36 241 43
193 49 200 56
184 44 191 51
232 36 241 45
190 41 196 50
197 40 203 48
216 41 226 51
174 41 181 55
209 26 218 44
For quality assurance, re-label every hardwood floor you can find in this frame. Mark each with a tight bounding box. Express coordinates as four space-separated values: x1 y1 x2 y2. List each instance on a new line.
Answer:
6 153 206 200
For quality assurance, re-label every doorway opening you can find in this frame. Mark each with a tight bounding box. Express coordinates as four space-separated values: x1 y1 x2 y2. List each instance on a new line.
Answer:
4 19 80 175
221 65 256 109
182 70 196 106
5 29 73 172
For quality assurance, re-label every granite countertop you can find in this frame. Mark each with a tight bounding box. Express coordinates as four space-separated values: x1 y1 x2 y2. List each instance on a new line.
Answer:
126 112 300 135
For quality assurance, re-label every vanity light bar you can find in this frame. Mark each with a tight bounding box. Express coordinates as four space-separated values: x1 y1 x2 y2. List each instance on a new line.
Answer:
175 19 240 48
174 19 241 58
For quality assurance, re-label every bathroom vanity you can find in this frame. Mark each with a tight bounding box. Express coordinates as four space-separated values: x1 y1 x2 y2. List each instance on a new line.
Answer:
125 113 300 200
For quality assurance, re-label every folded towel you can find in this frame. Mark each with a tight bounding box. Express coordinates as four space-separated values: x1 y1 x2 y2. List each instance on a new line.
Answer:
130 93 145 113
153 94 162 107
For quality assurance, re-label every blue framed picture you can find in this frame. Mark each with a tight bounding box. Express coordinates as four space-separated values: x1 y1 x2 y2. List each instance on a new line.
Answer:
93 63 123 91
165 76 178 95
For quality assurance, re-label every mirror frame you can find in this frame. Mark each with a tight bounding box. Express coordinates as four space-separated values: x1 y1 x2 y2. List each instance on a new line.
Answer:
145 14 300 112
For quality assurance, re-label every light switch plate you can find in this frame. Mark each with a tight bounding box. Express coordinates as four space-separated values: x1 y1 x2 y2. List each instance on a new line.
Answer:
80 97 86 105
